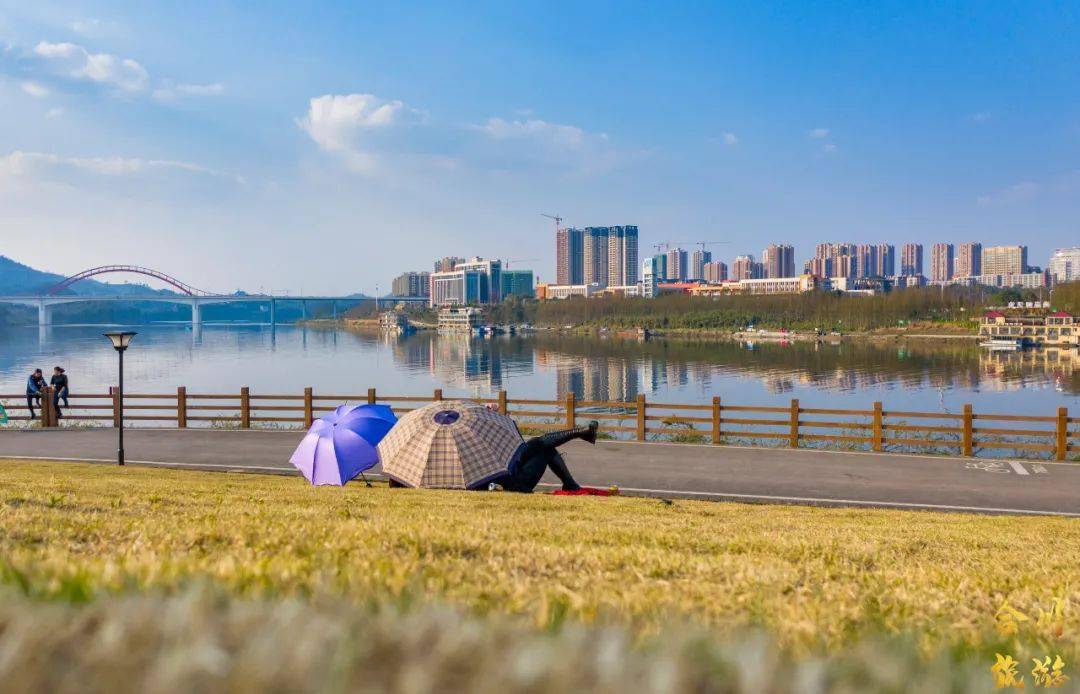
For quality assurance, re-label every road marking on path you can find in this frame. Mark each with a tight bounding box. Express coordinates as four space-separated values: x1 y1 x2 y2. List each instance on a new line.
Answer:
966 461 1010 473
1008 461 1029 475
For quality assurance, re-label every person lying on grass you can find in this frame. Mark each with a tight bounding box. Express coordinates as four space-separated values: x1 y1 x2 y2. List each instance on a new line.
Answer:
491 420 599 493
387 417 599 493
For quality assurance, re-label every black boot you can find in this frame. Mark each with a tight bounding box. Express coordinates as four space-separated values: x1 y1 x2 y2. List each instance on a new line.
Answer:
537 422 599 449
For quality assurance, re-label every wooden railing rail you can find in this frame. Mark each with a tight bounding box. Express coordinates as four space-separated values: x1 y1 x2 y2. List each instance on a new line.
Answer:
1 389 1075 461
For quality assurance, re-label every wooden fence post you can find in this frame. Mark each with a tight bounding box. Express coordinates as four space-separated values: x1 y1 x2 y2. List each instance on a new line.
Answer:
434 388 443 401
712 396 721 444
565 392 576 428
1057 407 1069 462
498 390 508 414
962 404 974 457
636 394 646 441
789 398 800 448
177 386 187 428
110 386 121 428
872 401 883 452
303 387 313 428
240 387 250 428
42 387 56 427
367 388 376 405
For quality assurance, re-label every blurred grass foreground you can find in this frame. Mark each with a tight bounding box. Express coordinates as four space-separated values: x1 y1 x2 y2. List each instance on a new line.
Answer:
1 460 1078 692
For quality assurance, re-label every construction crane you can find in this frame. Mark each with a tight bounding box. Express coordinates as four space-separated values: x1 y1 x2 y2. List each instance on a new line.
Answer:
504 258 539 269
540 213 563 233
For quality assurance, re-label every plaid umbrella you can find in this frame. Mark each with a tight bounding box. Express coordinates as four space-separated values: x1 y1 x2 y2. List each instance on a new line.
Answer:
377 400 523 489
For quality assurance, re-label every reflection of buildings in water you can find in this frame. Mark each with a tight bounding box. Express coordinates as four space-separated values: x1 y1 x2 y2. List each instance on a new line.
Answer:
550 353 640 402
387 333 510 392
762 375 794 395
979 348 1079 392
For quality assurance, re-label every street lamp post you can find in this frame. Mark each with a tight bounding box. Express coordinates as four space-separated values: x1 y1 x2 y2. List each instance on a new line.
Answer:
103 331 137 466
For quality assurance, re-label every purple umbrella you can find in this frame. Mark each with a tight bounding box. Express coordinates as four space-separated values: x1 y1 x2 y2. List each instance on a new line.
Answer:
290 403 397 486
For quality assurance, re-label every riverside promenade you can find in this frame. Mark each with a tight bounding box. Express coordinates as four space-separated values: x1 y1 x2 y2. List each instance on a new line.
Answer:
2 428 1078 516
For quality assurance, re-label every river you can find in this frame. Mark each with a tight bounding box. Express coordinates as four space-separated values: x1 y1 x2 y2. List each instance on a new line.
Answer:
0 324 1076 416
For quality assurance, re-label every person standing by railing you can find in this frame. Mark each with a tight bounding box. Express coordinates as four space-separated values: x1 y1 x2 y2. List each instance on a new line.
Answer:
50 367 69 419
25 369 46 420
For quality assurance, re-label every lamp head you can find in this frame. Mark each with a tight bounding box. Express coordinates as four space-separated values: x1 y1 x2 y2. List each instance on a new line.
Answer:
103 331 137 351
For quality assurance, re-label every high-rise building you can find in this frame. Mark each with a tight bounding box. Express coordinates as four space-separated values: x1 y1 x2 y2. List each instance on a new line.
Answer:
805 256 832 279
955 242 982 278
500 270 535 298
433 256 465 273
900 243 923 276
690 249 713 280
666 248 688 281
556 228 584 285
762 244 795 278
855 245 878 278
874 244 895 277
430 268 487 307
930 243 954 282
1048 247 1080 283
982 245 1028 276
607 225 639 287
642 256 660 297
812 242 856 278
703 261 728 283
456 257 502 303
582 227 609 287
391 271 431 298
732 255 762 281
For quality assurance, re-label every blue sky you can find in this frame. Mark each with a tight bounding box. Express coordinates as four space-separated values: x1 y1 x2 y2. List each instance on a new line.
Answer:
1 1 1077 294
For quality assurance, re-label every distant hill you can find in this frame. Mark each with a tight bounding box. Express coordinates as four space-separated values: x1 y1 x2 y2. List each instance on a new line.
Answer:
0 255 172 297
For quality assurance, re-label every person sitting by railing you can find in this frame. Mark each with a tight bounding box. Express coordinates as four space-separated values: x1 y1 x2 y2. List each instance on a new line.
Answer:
25 369 46 420
50 367 69 419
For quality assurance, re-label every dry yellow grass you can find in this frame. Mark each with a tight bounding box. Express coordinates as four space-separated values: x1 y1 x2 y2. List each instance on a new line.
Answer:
1 460 1077 661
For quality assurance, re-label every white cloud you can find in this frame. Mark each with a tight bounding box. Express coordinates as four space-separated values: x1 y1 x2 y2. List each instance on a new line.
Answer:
21 81 50 98
808 128 830 139
34 41 148 92
821 142 837 154
297 93 420 173
0 150 236 184
971 111 992 124
153 81 225 101
476 117 601 148
977 181 1038 206
69 19 103 36
721 132 738 146
472 117 618 176
46 107 64 119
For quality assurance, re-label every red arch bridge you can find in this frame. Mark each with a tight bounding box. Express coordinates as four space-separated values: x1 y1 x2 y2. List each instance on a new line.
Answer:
0 265 423 326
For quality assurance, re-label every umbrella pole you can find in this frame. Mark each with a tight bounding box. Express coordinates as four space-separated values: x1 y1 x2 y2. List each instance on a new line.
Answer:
359 472 373 487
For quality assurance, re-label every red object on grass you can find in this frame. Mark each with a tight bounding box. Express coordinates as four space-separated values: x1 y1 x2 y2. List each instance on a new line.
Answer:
550 487 613 496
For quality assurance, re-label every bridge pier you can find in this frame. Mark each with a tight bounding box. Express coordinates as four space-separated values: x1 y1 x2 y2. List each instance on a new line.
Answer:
191 301 202 328
38 301 52 326
268 299 276 326
332 301 337 321
300 301 307 322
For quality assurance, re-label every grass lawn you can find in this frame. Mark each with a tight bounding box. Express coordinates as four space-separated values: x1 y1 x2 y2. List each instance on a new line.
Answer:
1 460 1078 691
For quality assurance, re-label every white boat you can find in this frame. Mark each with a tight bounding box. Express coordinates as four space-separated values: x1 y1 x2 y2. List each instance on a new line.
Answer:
979 338 1022 351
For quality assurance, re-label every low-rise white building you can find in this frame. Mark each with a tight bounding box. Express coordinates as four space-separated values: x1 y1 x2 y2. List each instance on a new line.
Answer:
544 283 601 300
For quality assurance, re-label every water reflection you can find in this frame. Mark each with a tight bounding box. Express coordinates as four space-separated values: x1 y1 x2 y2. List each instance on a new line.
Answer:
0 325 1075 413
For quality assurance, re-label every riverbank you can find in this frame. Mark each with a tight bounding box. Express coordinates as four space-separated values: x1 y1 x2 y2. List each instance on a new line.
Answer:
310 316 980 343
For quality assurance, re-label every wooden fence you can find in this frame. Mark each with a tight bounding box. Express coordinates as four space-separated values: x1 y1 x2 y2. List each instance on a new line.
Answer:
2 386 1077 461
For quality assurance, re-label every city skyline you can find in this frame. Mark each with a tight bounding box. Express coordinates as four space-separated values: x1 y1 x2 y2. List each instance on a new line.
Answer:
1 3 1078 294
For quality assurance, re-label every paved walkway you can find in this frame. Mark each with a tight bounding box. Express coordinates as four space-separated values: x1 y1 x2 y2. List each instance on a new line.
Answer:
2 428 1078 516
